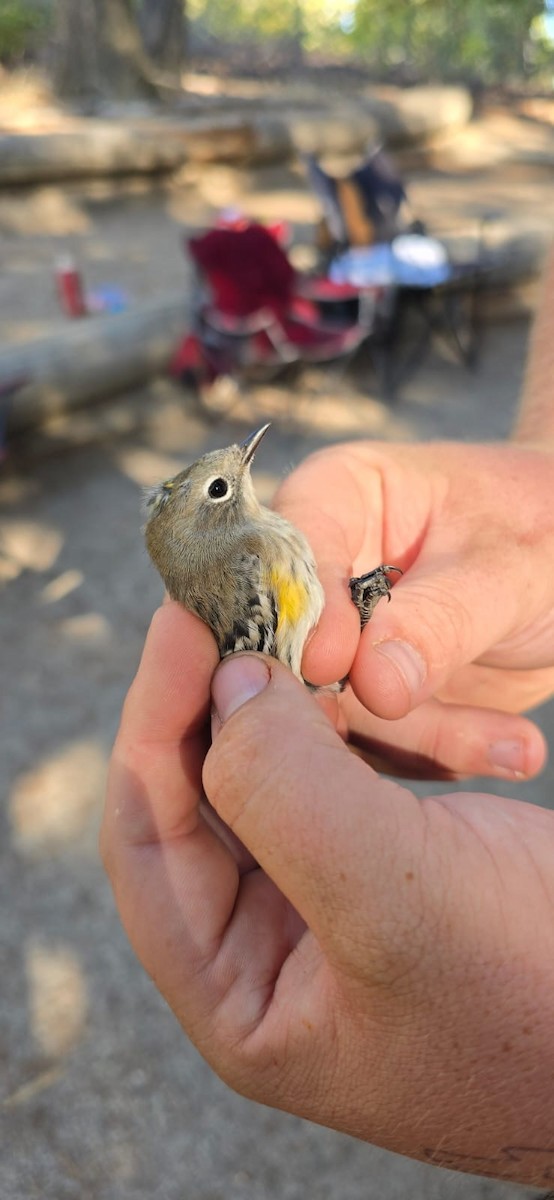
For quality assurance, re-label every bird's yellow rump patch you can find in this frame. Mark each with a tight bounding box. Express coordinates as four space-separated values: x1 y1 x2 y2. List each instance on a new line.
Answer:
269 565 308 633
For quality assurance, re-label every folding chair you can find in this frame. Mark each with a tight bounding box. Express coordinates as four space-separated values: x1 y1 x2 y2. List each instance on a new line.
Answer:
303 146 415 256
303 148 490 397
171 222 381 411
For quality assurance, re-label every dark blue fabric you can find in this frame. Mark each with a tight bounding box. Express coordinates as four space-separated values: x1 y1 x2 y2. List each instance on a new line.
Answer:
352 151 407 234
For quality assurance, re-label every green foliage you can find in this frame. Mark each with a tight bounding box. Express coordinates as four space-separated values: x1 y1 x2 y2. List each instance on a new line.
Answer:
188 0 303 41
0 0 50 62
349 0 547 80
189 0 551 81
189 0 354 50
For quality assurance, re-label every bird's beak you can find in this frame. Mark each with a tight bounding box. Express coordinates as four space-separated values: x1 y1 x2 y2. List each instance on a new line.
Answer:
240 422 271 466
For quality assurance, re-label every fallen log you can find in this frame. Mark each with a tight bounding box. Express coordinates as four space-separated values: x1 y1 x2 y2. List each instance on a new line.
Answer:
1 293 189 434
0 125 188 185
361 86 474 147
0 87 474 186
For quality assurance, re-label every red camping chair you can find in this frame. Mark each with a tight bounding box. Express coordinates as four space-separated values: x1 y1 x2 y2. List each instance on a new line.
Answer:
170 222 381 406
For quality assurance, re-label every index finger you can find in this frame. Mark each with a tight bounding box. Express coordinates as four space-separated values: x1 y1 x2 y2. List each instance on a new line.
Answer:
101 603 244 1013
273 448 381 685
104 602 219 850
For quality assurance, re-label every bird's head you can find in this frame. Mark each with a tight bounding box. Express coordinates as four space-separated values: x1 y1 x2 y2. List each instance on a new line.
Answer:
143 423 270 540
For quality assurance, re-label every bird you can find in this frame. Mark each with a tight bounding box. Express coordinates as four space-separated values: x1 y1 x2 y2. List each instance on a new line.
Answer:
143 423 400 688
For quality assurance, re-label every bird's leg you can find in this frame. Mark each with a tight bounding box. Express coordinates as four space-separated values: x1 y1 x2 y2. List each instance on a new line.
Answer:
310 565 403 694
349 565 403 630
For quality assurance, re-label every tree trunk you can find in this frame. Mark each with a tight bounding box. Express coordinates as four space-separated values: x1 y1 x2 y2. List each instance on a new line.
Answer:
139 0 186 86
52 0 97 102
53 0 161 105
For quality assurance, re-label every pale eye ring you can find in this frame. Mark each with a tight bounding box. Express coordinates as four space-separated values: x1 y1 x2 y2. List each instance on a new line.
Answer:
207 477 229 500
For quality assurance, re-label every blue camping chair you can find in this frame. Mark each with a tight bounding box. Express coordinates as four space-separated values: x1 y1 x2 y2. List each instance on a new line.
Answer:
302 148 491 397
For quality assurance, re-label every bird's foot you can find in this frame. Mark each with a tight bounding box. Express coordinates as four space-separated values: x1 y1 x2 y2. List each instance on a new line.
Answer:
349 565 403 629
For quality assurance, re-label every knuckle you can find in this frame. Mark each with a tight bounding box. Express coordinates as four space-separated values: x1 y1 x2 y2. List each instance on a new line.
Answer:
418 712 464 776
405 579 474 670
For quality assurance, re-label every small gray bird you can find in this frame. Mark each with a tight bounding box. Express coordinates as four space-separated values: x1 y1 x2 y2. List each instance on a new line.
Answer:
144 423 399 686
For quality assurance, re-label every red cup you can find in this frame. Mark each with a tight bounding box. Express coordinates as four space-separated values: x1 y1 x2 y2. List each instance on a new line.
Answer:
55 256 87 317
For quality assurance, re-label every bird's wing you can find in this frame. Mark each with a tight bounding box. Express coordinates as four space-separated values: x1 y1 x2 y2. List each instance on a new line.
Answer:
219 554 278 658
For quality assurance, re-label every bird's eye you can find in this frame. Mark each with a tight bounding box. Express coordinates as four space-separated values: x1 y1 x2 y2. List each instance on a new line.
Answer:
208 477 229 500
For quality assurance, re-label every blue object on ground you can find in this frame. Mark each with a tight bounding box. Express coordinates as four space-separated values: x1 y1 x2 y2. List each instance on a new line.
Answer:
86 286 129 314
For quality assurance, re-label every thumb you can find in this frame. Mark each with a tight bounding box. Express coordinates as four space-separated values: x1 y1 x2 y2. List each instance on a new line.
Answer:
349 548 523 719
204 653 422 954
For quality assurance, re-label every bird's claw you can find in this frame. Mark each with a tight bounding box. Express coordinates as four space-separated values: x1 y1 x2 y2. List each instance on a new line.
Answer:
349 564 403 629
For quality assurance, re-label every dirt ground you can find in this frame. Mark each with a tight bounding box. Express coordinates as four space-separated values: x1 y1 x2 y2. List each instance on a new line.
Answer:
1 78 554 1200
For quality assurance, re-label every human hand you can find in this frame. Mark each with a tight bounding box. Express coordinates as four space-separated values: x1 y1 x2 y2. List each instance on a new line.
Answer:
274 440 554 780
102 604 554 1188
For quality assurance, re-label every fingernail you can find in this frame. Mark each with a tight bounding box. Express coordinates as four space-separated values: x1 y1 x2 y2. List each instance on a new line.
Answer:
212 655 270 724
488 738 526 777
373 639 426 697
